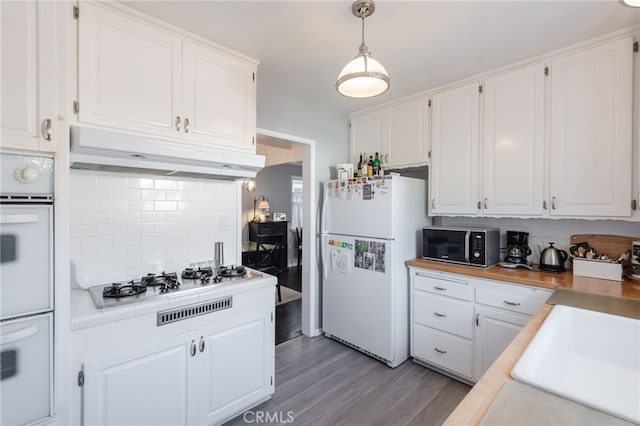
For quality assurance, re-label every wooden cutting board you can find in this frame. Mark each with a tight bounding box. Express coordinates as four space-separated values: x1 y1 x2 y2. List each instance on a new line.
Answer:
570 234 639 259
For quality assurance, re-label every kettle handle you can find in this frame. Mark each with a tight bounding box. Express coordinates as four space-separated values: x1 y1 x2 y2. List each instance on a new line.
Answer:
559 249 568 263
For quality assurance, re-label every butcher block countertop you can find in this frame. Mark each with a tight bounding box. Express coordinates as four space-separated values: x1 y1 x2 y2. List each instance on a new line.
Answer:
405 259 640 425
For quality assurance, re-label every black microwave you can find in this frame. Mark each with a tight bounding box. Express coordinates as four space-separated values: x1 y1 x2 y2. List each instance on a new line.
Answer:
422 226 501 268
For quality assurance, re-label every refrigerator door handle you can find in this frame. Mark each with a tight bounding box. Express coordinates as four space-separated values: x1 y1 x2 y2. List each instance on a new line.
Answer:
321 186 328 235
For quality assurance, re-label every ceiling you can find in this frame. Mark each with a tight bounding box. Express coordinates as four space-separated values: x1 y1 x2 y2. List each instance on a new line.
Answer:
122 1 639 114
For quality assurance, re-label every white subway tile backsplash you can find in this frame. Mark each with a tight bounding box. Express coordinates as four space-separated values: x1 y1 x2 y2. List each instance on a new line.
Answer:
141 211 166 223
127 223 154 234
82 212 112 225
141 189 166 200
127 200 154 211
155 179 178 190
127 177 154 189
98 200 127 212
70 170 238 284
178 180 199 191
112 188 141 200
166 190 189 201
140 233 166 245
154 201 177 211
113 212 141 224
97 175 127 188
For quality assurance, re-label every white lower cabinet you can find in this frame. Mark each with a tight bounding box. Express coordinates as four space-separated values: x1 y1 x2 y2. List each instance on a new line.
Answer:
80 307 274 426
473 305 529 382
411 269 475 382
410 267 551 384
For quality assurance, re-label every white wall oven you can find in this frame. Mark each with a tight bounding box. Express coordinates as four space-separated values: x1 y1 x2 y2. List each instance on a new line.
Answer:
0 153 54 425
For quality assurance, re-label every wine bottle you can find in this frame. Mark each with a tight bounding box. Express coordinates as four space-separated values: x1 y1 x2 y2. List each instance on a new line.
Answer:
367 156 373 177
361 152 368 178
356 153 363 178
373 152 380 176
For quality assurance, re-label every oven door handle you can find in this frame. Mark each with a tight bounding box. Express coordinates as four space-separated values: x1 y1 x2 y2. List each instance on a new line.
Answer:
0 324 39 345
0 214 39 225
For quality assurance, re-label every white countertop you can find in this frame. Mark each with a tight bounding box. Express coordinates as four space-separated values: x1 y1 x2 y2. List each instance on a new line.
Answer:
71 272 276 331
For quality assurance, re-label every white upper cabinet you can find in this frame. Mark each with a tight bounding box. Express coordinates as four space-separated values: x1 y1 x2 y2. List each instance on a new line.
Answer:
351 111 387 165
549 37 633 217
430 82 480 215
78 2 257 152
78 3 182 139
482 63 546 216
386 98 430 168
1 0 57 152
182 42 255 151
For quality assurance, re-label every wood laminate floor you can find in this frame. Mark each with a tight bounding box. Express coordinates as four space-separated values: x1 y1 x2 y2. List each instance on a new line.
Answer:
225 335 471 426
275 267 303 345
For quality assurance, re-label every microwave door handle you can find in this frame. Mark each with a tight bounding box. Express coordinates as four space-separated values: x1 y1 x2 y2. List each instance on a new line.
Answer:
0 324 39 345
0 214 39 225
465 231 471 263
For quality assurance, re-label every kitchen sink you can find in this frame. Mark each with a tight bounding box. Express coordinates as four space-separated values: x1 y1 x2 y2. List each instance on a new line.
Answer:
511 305 640 424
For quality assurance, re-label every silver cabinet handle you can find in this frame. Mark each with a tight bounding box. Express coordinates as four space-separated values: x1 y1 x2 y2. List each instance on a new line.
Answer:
551 196 557 210
433 312 447 318
477 201 481 210
199 336 205 353
42 119 52 141
384 154 389 163
190 340 197 356
433 286 447 291
543 200 548 210
503 300 521 307
184 118 190 133
476 313 479 326
175 116 182 131
434 347 447 354
431 199 435 209
484 198 488 210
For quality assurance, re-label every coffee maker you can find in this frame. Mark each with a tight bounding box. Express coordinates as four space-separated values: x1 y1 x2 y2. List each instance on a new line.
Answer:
504 231 532 264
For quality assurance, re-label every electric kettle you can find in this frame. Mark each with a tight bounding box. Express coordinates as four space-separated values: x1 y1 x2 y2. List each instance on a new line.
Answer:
538 242 568 272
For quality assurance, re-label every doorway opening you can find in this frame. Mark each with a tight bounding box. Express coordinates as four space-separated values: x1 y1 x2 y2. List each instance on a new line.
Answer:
239 128 317 343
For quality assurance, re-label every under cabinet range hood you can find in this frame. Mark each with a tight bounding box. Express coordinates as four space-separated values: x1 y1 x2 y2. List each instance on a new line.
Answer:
70 126 265 180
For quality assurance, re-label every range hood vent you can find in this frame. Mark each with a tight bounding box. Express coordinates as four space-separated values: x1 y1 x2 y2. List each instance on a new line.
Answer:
70 126 265 180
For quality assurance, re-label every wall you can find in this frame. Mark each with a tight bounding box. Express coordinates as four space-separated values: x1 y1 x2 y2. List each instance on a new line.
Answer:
439 216 640 264
257 84 350 334
70 170 239 287
257 136 304 167
242 163 303 267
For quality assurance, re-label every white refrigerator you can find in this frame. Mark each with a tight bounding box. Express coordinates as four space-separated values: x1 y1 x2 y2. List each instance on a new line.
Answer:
321 175 429 367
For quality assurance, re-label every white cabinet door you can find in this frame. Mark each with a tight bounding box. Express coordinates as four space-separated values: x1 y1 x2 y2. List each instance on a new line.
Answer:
549 37 633 217
386 98 429 168
482 63 546 216
473 305 529 381
0 0 56 152
182 41 256 151
199 309 274 425
78 2 182 138
430 82 481 215
351 111 388 166
83 333 197 426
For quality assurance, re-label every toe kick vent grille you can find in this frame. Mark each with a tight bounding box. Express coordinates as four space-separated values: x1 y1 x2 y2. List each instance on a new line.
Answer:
157 296 233 326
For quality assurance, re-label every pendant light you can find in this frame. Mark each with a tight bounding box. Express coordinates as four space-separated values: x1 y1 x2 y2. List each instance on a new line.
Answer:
622 0 640 6
336 0 390 98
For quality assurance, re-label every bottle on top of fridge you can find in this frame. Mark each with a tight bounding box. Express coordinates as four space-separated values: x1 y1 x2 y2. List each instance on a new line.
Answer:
367 156 373 177
378 155 384 176
373 152 381 175
361 153 368 178
356 153 363 178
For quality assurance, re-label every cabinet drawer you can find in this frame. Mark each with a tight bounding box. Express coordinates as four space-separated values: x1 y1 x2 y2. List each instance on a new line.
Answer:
414 292 473 339
475 287 545 316
412 324 473 379
413 272 473 301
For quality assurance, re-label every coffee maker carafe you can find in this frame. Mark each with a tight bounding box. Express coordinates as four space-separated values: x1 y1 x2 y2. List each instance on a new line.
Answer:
504 231 531 264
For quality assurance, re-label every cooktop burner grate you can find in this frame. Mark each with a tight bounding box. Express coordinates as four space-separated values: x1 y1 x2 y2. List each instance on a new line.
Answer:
219 265 246 278
103 282 146 298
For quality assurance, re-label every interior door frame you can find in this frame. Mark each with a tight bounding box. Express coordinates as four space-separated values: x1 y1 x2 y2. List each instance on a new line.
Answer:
249 128 317 337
